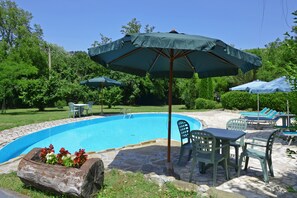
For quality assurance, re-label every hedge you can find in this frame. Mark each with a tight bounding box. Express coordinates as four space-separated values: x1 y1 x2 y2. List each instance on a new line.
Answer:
221 91 289 112
195 98 220 109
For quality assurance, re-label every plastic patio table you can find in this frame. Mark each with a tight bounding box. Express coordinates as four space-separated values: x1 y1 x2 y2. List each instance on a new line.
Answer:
198 127 246 176
277 114 296 127
73 103 88 117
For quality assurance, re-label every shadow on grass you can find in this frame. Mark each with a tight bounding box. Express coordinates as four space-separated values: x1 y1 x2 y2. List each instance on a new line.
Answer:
92 112 122 116
4 109 66 116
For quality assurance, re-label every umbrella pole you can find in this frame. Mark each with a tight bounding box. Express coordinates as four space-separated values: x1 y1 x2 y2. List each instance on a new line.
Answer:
100 85 103 115
287 98 290 127
257 94 260 122
166 50 174 175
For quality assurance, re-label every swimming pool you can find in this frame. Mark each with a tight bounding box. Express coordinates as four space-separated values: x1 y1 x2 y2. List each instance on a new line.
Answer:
0 113 202 163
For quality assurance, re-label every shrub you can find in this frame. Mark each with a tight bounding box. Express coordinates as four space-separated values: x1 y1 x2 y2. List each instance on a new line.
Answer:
259 93 288 112
221 91 288 111
221 91 254 110
55 100 67 109
101 87 123 108
178 74 199 109
195 98 218 109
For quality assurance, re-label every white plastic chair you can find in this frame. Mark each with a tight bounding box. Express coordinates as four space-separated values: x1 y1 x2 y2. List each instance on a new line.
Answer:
68 102 79 118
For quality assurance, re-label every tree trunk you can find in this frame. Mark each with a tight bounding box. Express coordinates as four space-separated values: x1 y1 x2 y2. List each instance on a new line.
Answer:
17 148 104 197
1 97 6 114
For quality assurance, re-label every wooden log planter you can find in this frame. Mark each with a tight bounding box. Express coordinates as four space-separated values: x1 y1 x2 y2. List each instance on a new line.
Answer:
17 148 104 197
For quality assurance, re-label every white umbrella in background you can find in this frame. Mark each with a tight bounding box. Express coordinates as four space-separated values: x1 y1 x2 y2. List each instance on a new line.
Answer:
249 76 292 126
230 80 267 120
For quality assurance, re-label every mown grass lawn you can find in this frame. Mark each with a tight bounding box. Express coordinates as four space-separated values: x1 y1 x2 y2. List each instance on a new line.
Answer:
0 170 199 198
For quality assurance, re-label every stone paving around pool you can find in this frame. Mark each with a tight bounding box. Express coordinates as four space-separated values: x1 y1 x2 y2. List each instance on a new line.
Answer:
0 110 297 198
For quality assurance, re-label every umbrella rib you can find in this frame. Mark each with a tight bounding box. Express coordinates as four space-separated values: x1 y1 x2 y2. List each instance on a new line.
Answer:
184 55 196 72
208 52 237 67
175 50 193 59
151 48 170 59
148 53 161 73
109 48 143 64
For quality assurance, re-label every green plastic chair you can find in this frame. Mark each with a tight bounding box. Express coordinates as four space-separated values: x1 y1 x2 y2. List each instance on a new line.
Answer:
189 130 229 186
226 118 247 170
177 120 192 165
238 130 278 183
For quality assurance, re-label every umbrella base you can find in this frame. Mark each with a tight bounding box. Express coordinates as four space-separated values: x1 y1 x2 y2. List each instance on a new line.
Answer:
164 162 180 179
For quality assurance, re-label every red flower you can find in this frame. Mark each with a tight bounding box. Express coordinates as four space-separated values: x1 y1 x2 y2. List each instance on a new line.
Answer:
39 145 88 168
39 144 55 162
73 149 88 168
57 147 70 164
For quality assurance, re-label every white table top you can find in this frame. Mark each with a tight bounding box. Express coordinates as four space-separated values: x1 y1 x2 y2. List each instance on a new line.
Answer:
73 104 88 107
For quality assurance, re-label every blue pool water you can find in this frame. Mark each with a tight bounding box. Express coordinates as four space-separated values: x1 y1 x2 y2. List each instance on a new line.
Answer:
0 113 202 163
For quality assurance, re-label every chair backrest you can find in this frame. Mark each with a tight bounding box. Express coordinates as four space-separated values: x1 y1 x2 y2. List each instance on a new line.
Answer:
68 102 75 110
177 120 191 144
190 130 216 161
266 130 278 158
266 110 278 118
88 101 94 108
260 107 269 114
226 119 247 131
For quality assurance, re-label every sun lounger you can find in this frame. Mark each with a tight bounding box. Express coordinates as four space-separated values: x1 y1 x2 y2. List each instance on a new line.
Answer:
239 107 270 115
240 107 271 116
243 110 277 119
244 111 282 126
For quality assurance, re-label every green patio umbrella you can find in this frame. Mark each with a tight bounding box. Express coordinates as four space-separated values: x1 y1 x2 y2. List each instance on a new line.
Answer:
80 76 123 114
88 30 262 174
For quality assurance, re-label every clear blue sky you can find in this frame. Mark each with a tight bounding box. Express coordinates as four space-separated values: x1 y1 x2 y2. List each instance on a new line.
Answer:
12 0 297 52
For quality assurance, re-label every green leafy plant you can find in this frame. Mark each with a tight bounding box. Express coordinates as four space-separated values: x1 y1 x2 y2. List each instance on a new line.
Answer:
46 152 58 164
54 100 67 109
195 98 219 109
62 155 74 167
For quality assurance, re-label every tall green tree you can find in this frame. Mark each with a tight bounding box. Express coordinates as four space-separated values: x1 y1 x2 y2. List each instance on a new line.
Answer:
178 74 200 109
0 61 37 113
0 0 47 112
0 0 32 48
199 78 208 99
121 18 155 35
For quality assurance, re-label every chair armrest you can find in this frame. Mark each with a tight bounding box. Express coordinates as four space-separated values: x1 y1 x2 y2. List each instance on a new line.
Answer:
245 142 266 148
252 137 267 142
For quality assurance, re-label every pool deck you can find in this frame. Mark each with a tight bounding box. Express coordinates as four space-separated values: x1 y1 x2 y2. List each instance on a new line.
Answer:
0 110 296 197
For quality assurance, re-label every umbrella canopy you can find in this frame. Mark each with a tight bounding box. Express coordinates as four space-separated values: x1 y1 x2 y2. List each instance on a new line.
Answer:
88 30 262 173
249 76 291 94
80 76 122 88
80 76 122 114
230 80 267 91
89 31 261 78
230 80 267 121
249 76 292 123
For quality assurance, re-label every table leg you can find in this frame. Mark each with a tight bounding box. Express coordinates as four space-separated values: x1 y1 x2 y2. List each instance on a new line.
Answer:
221 140 230 180
282 117 287 127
